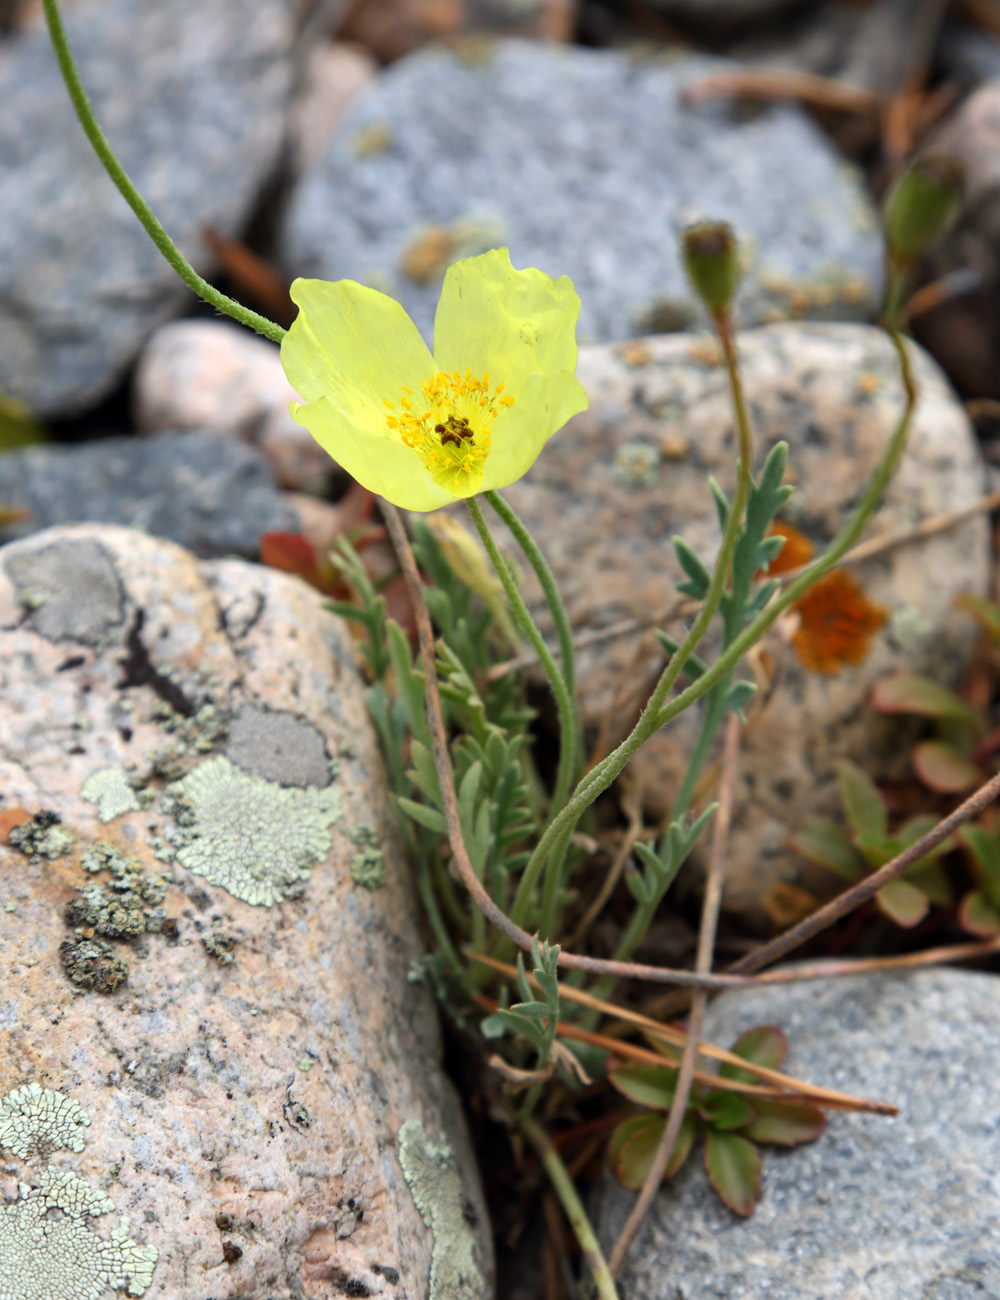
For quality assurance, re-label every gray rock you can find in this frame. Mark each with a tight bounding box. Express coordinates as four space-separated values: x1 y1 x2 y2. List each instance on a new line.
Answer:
0 0 293 417
281 41 882 347
496 323 987 925
0 522 493 1299
0 431 299 558
597 970 1000 1300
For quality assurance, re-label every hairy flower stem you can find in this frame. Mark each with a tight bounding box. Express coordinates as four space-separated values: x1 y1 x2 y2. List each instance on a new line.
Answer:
467 498 579 832
516 322 918 928
512 311 752 929
41 0 286 345
519 1116 622 1300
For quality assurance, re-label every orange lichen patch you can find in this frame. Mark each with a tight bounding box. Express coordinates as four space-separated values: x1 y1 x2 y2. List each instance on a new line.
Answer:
765 521 815 576
791 570 888 675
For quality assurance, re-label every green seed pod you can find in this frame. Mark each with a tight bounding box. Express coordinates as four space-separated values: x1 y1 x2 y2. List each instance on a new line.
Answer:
681 221 742 320
883 154 964 267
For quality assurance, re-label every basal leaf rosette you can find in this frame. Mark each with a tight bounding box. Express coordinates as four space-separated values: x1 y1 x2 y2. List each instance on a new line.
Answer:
281 248 589 512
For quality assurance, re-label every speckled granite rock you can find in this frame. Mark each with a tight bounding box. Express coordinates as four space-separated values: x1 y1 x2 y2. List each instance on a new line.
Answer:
281 41 882 347
133 321 338 493
499 322 987 925
0 430 300 559
0 0 293 417
917 80 1000 398
596 970 1000 1299
0 523 492 1300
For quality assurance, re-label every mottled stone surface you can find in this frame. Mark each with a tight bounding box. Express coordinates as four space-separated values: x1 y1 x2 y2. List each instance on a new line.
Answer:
281 41 881 348
0 524 492 1300
499 323 987 924
596 970 1000 1299
0 0 293 416
918 80 1000 398
288 42 379 177
0 431 298 558
133 320 337 492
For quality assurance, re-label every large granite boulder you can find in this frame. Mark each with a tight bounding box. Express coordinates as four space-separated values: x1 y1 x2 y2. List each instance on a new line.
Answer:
0 523 492 1299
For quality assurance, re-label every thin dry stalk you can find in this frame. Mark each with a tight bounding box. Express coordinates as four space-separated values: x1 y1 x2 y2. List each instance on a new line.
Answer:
681 68 879 115
730 768 1000 977
608 713 740 1278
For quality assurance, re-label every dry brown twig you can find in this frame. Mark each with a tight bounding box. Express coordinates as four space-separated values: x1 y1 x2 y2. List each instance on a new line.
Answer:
608 712 741 1277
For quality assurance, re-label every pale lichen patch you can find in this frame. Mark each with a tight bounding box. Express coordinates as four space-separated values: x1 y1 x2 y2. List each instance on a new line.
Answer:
0 1167 157 1300
0 1084 89 1161
398 1120 486 1300
80 768 140 823
163 756 342 906
7 812 73 861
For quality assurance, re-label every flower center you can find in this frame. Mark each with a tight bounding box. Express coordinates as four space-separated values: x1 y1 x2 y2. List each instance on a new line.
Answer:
383 369 515 494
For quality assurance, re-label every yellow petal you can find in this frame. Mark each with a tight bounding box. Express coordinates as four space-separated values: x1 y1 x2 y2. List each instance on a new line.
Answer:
282 278 434 431
432 248 581 397
289 396 457 512
480 370 589 493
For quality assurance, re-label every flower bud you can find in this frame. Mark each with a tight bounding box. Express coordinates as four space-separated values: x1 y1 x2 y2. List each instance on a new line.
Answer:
681 221 742 320
883 154 964 268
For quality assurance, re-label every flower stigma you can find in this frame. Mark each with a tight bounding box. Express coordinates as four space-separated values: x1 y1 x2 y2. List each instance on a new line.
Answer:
383 368 516 493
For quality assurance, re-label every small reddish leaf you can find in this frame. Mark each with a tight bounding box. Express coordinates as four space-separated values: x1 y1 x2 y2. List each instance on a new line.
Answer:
787 818 863 880
698 1090 755 1131
876 878 930 927
705 1129 761 1216
958 889 1000 937
960 826 1000 902
720 1026 788 1083
955 592 1000 650
912 741 980 794
743 1100 826 1147
609 1112 696 1190
260 532 342 596
871 673 985 734
607 1062 677 1109
836 760 887 841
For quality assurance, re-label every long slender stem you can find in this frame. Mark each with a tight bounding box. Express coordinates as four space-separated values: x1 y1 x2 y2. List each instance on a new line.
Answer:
515 327 918 911
41 0 286 345
485 490 578 695
608 715 740 1277
512 315 753 926
519 1116 622 1300
466 498 578 835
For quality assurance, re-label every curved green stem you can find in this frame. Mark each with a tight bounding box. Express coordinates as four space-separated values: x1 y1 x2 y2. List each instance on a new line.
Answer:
519 1116 621 1300
484 490 578 696
41 0 286 345
512 313 753 928
466 498 578 820
516 324 917 923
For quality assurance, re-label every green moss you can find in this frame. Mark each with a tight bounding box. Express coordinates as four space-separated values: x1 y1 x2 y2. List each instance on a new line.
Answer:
398 1120 486 1300
163 756 342 907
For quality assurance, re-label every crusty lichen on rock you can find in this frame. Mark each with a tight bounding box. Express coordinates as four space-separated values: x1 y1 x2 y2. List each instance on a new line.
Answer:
0 1084 89 1161
0 1167 157 1300
163 755 342 906
80 767 140 823
398 1120 486 1300
0 1085 157 1299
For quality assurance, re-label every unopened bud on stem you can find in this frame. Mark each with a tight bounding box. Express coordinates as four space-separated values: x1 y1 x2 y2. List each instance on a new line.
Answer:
883 154 964 270
681 221 742 321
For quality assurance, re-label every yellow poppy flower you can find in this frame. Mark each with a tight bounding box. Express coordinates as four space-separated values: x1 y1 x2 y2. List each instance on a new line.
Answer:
280 248 589 512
